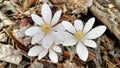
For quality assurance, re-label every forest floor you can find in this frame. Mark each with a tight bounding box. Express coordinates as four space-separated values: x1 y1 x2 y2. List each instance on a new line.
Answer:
0 0 120 68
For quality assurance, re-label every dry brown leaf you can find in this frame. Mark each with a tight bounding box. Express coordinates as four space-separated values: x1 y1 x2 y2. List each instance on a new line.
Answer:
29 61 43 68
63 59 83 68
102 55 117 68
101 35 114 51
109 48 120 57
23 0 37 11
57 63 64 68
18 61 30 68
0 44 22 65
87 52 95 62
0 62 7 68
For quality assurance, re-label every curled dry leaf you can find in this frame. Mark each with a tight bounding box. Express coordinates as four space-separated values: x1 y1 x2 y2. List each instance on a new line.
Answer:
0 44 22 65
23 0 37 11
29 61 43 68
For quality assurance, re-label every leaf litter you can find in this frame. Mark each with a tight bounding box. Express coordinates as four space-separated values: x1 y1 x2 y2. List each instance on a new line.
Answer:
0 0 120 68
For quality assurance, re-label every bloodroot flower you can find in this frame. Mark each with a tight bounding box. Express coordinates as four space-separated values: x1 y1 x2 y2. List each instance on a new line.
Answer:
28 43 61 63
25 3 63 49
62 18 106 61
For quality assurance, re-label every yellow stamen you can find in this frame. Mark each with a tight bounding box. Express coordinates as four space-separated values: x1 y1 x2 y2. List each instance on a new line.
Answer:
74 30 84 40
41 23 51 33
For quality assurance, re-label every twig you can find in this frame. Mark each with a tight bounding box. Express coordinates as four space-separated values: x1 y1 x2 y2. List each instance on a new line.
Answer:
3 28 28 51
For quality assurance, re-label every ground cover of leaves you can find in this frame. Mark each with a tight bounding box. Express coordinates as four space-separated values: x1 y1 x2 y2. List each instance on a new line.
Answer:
0 0 120 68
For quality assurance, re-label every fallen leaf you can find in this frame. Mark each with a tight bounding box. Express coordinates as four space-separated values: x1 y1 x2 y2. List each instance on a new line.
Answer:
101 35 114 51
63 50 70 58
102 55 117 68
0 44 22 65
112 57 120 67
29 61 43 68
109 48 120 57
87 52 95 62
18 61 30 68
18 14 34 26
63 59 83 68
0 62 7 68
23 0 37 11
57 63 64 68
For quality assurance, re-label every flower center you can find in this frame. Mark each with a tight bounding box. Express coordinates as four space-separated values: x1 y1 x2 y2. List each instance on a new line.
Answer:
74 30 84 40
41 23 52 33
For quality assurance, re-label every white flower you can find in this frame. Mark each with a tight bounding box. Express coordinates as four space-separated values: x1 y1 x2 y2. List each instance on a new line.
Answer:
28 43 62 63
62 17 106 61
25 3 63 49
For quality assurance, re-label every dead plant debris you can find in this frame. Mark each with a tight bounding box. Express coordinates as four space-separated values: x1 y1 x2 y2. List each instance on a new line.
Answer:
0 0 120 68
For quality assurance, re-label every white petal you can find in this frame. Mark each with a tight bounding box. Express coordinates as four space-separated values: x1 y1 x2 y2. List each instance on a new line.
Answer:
83 17 95 34
51 31 64 44
51 10 62 26
25 26 41 36
76 42 88 61
52 45 61 53
28 46 43 56
62 21 76 33
42 33 53 49
63 38 77 46
31 33 45 44
52 24 67 43
62 31 74 41
85 25 106 39
74 20 83 31
53 23 66 31
31 14 44 26
49 49 58 63
41 3 52 23
82 39 97 48
38 49 48 59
